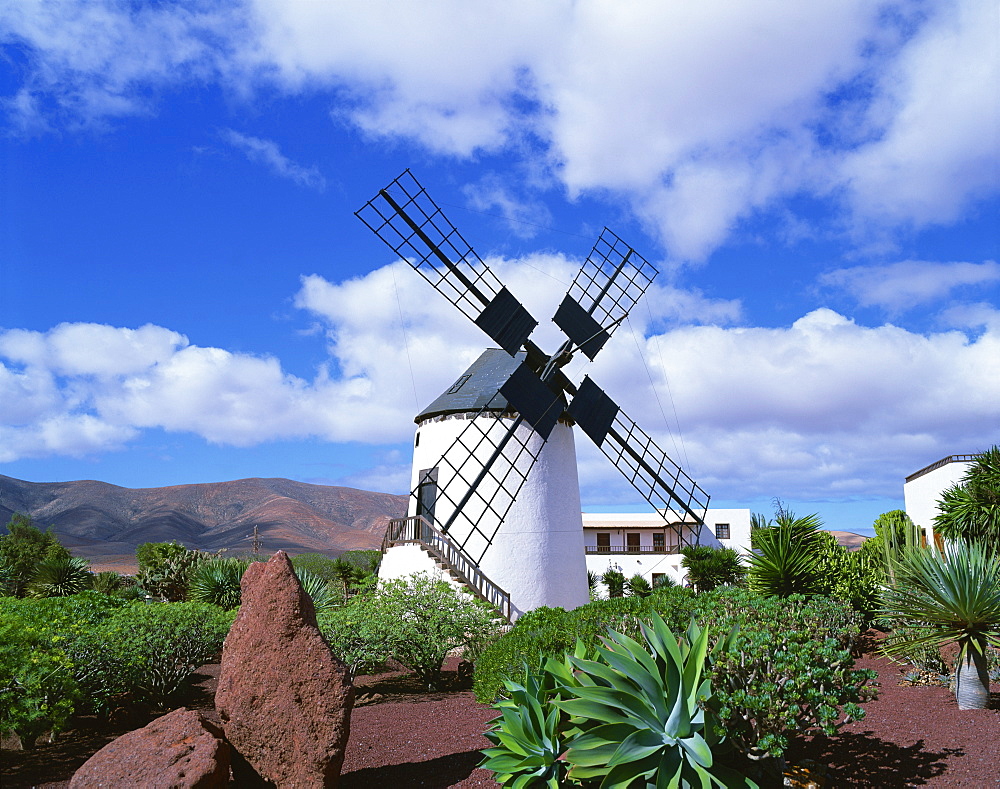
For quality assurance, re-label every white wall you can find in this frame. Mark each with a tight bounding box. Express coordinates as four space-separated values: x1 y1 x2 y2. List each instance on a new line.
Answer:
904 458 972 537
582 508 752 593
409 414 591 619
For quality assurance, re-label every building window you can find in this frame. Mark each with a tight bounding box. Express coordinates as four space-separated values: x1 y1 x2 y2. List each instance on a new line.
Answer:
596 532 611 552
714 523 730 540
626 532 641 552
652 533 665 551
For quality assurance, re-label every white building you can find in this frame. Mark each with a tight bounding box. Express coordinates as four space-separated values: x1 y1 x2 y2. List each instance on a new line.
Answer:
583 509 752 589
903 454 975 545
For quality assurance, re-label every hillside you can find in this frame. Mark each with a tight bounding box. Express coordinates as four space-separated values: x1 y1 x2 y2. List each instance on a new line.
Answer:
0 475 408 571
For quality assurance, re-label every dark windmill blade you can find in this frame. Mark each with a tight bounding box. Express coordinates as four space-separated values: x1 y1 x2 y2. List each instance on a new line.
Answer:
553 228 658 361
568 376 709 548
356 170 537 356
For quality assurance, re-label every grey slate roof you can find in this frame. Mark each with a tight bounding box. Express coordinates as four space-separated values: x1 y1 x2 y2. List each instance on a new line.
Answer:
415 348 523 423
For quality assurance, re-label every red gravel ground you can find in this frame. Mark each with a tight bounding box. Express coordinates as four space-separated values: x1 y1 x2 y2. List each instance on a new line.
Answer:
3 648 999 788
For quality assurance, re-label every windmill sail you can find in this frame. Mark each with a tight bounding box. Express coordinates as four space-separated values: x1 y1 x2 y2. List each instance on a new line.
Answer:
356 170 537 355
568 375 709 538
554 228 658 360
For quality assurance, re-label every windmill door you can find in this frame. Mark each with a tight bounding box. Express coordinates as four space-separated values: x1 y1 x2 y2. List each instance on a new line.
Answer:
416 467 439 528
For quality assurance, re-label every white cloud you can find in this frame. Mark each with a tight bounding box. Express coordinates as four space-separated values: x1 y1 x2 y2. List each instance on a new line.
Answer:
838 0 1000 227
3 1 996 258
820 260 1000 312
3 262 997 505
220 129 326 190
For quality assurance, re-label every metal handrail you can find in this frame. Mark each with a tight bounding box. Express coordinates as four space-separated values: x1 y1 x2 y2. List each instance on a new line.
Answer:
585 545 681 554
383 516 512 621
905 454 977 483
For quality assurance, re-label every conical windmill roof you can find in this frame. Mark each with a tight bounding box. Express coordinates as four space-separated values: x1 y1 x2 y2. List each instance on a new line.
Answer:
415 348 525 423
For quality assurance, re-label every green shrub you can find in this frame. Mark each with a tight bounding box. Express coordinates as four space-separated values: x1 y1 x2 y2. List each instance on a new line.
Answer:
321 573 503 688
291 553 340 583
680 545 747 592
135 542 213 602
625 573 652 598
0 514 72 598
475 587 874 768
601 568 625 598
91 571 123 594
481 615 757 788
92 602 234 706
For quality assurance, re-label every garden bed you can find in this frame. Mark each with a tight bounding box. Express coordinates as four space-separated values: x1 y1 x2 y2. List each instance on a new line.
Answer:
2 648 998 788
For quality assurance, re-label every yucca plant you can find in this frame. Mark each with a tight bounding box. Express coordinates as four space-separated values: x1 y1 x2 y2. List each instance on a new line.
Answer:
188 558 250 609
26 555 92 598
295 566 341 614
626 573 653 598
747 513 825 597
91 570 123 594
602 568 626 598
879 539 1000 709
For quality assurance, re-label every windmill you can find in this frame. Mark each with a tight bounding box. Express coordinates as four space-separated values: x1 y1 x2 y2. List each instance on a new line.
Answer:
356 170 709 619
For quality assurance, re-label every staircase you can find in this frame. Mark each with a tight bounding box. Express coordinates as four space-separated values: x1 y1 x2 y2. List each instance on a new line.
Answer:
382 516 512 622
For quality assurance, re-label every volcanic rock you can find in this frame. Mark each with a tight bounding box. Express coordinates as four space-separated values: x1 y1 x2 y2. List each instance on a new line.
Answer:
215 550 353 787
69 707 229 788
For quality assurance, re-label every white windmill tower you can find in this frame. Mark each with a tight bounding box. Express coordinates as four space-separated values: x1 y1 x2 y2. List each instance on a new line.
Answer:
356 171 709 620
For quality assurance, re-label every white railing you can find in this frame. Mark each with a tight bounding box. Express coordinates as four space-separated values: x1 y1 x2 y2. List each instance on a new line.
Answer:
383 516 512 621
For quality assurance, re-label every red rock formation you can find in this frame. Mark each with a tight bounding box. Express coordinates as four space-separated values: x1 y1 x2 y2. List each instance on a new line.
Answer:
69 707 229 788
215 551 353 787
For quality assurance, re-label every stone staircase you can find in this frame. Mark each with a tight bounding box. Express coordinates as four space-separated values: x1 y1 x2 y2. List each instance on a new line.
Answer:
382 516 511 621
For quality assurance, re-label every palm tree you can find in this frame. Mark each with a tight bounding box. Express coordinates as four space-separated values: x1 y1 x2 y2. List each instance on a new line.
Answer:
680 545 746 592
934 446 1000 549
880 539 1000 709
27 555 93 597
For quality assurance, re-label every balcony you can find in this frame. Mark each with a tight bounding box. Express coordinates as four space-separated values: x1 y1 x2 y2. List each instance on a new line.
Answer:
585 544 680 555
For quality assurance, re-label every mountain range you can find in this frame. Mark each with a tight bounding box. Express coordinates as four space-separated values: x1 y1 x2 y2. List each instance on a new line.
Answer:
0 475 408 572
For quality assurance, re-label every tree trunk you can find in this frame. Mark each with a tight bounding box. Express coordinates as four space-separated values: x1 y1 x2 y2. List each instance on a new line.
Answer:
954 648 990 710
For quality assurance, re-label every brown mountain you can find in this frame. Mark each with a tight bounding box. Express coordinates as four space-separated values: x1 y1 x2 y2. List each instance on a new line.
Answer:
0 475 407 572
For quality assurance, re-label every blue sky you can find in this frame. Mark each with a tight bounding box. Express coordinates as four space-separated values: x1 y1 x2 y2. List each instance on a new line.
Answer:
1 0 998 535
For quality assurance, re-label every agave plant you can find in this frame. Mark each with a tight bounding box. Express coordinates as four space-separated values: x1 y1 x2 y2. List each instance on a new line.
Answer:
880 539 1000 709
26 555 93 598
481 616 755 788
188 558 250 609
558 615 755 788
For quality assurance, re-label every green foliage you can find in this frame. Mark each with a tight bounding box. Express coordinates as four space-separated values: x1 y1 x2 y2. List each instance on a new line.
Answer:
934 446 1000 547
135 542 212 602
291 552 340 583
91 571 123 594
879 539 1000 708
601 568 626 598
188 558 249 609
481 615 757 788
747 512 826 597
295 566 341 614
475 588 873 766
625 573 652 598
339 549 381 575
0 592 131 742
0 513 71 598
321 572 503 688
92 602 234 706
680 545 747 592
699 590 874 761
27 555 93 598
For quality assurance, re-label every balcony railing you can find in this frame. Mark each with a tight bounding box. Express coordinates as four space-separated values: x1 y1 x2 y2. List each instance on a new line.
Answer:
383 515 512 621
585 545 680 555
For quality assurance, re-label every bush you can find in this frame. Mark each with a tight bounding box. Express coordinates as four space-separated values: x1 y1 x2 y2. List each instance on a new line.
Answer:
680 545 747 592
135 542 213 602
474 587 874 768
481 615 756 788
89 602 234 706
188 558 249 609
321 573 503 688
91 571 123 594
0 514 71 598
